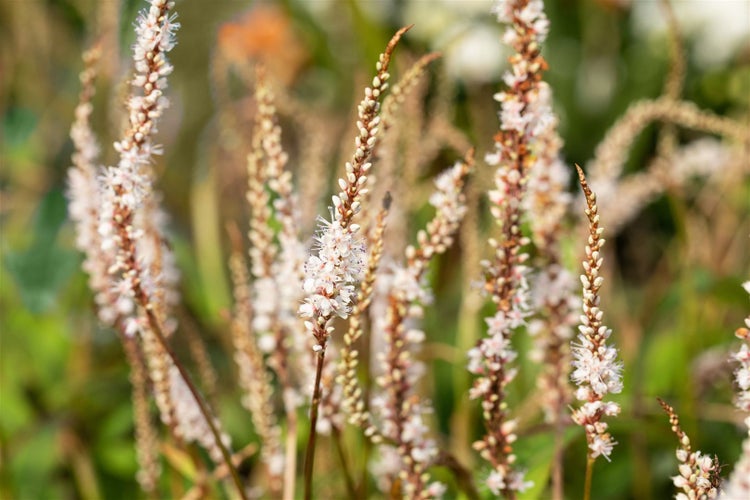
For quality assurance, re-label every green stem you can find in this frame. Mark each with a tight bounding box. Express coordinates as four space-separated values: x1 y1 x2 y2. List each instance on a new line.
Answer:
332 427 357 499
304 348 326 500
552 421 565 500
583 456 594 500
282 410 298 500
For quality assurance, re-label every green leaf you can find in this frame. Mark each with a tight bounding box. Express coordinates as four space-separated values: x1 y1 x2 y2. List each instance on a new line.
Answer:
517 427 579 500
2 107 38 150
643 331 686 396
3 190 79 313
9 423 62 498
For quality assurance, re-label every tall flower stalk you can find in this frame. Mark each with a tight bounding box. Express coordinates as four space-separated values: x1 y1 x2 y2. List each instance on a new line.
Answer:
299 26 410 500
227 224 284 495
243 66 309 499
522 33 576 500
69 1 244 497
571 166 623 500
372 153 472 498
468 1 550 496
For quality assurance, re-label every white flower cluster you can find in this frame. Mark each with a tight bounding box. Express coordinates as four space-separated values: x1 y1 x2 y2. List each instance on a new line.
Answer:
67 84 118 325
571 176 623 461
489 0 551 140
528 267 579 338
672 449 718 500
720 434 750 500
299 32 398 346
371 444 446 498
468 283 531 407
571 326 623 401
419 160 471 256
486 468 532 496
95 0 180 335
428 161 469 225
104 0 179 210
390 264 432 305
734 347 750 414
570 318 623 459
731 281 750 415
493 0 549 40
468 310 524 379
299 217 367 331
523 81 572 247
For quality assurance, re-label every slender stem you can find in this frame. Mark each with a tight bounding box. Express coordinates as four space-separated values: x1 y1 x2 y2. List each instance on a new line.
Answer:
583 456 594 500
304 348 326 500
552 423 564 500
332 427 357 499
435 450 480 500
142 308 247 500
283 411 298 500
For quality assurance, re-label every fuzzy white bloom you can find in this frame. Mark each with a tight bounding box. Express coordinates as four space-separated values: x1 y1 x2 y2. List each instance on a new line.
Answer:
390 265 431 304
102 0 179 210
672 449 719 498
486 468 532 495
571 168 623 462
732 343 750 412
370 445 402 493
720 280 750 498
67 71 122 326
95 0 180 336
468 310 523 381
721 433 750 500
571 328 623 397
299 23 404 355
493 0 549 42
731 281 750 413
428 160 470 233
299 216 366 325
528 267 579 334
252 277 278 333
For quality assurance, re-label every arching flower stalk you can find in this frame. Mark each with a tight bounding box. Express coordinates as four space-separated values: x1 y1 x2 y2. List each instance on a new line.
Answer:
299 26 411 500
585 98 749 233
571 166 623 500
380 52 442 135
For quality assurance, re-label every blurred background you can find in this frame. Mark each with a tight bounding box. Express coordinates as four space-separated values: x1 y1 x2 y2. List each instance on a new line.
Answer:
1 0 749 498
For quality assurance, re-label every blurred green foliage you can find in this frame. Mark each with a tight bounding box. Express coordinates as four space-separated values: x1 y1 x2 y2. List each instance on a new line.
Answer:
1 0 748 498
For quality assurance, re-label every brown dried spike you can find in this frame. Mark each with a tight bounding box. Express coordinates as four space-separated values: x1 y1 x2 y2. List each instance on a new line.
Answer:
657 397 689 451
381 25 414 72
576 164 592 202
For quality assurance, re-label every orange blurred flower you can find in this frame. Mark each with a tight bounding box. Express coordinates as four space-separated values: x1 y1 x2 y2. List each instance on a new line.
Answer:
217 5 308 85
